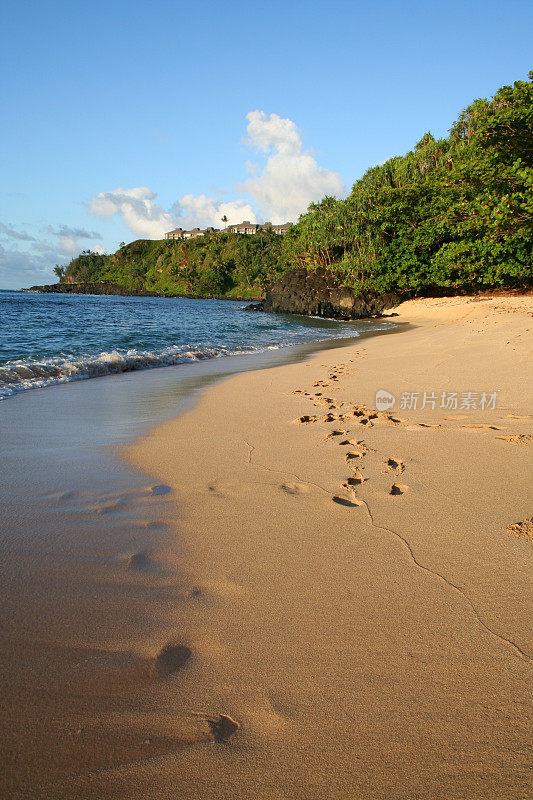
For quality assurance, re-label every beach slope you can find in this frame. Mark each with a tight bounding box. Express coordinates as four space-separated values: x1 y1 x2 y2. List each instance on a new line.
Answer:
57 296 533 799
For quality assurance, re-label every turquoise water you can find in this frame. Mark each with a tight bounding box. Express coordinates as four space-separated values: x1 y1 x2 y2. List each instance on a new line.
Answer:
0 290 391 400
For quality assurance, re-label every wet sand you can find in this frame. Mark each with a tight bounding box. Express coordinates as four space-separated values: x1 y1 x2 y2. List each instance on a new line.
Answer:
2 296 532 798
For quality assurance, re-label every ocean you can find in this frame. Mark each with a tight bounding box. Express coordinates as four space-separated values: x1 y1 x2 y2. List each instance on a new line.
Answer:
0 290 392 400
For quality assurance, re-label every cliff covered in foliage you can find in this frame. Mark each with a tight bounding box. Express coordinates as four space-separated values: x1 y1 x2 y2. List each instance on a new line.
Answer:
280 72 532 293
55 231 284 298
48 73 531 300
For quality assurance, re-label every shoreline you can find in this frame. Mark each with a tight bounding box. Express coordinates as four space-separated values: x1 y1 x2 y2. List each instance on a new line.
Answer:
1 289 400 401
1 295 531 798
120 294 531 800
24 283 261 300
0 319 403 800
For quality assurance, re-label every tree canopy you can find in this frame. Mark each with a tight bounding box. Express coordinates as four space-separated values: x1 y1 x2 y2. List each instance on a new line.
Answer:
280 72 532 292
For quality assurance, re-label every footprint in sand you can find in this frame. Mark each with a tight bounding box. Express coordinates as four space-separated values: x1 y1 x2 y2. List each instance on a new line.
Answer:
461 424 503 431
45 489 80 504
314 396 343 408
496 434 532 445
151 484 172 496
343 474 365 487
345 452 364 463
326 429 348 439
346 409 379 426
208 714 240 742
296 415 318 424
154 643 192 677
390 483 409 496
506 518 533 540
97 644 193 695
94 498 128 515
351 441 374 455
280 482 310 495
129 549 165 575
385 458 405 475
332 495 361 508
349 406 369 418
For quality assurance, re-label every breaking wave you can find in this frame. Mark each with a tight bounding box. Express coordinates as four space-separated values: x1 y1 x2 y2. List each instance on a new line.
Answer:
0 344 280 399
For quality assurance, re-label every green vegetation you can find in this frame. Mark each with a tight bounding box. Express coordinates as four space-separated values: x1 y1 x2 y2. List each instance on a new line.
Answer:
61 73 532 298
281 72 532 293
62 231 283 297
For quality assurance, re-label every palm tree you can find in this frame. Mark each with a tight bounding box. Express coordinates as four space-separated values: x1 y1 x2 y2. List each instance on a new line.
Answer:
221 215 228 229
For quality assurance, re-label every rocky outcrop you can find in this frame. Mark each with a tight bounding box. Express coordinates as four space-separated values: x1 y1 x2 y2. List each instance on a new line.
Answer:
252 268 403 319
28 281 164 297
28 281 256 301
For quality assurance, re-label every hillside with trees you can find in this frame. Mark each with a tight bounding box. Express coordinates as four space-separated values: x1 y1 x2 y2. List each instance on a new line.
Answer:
56 229 284 298
280 72 532 293
52 73 532 299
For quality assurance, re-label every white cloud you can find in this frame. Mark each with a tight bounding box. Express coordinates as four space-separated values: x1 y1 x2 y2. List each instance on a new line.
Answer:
172 195 257 228
87 111 346 238
244 110 302 155
88 187 174 239
0 244 60 286
0 223 106 289
44 224 102 241
0 222 36 242
245 160 259 176
240 111 345 223
88 187 258 237
240 151 345 223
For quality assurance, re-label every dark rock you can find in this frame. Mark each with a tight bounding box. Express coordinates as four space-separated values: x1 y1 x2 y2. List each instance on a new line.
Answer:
243 302 264 311
262 268 403 320
28 281 163 297
27 282 263 301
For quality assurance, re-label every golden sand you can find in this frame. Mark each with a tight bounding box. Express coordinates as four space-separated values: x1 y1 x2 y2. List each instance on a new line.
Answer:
5 295 533 799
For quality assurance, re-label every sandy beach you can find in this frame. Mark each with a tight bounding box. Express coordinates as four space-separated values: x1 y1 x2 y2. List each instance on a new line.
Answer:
120 294 531 800
3 295 532 799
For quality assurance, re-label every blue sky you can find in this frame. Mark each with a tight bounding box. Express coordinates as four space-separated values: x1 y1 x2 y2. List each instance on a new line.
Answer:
1 0 531 288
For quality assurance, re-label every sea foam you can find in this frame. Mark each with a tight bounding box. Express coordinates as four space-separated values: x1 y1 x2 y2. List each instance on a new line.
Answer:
0 344 270 399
